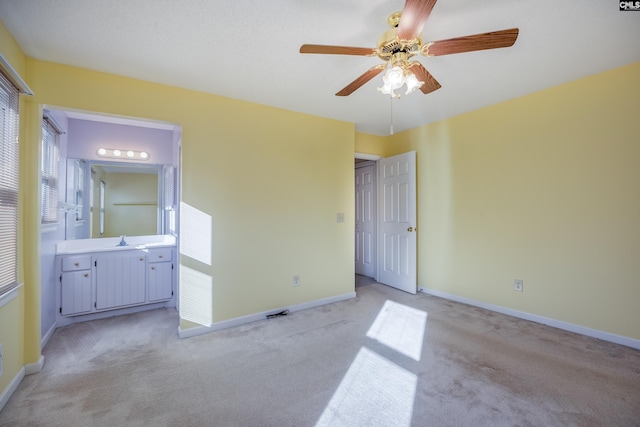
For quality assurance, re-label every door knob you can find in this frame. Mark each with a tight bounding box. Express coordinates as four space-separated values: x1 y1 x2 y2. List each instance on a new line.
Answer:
407 227 415 232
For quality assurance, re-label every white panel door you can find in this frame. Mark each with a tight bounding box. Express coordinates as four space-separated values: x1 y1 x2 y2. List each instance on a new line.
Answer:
355 164 375 278
378 151 417 294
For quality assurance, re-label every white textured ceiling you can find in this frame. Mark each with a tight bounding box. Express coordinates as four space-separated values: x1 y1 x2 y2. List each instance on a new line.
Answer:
1 0 639 136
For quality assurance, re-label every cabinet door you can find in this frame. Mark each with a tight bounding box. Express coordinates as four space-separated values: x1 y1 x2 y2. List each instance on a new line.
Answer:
96 253 146 309
61 270 92 315
148 261 173 302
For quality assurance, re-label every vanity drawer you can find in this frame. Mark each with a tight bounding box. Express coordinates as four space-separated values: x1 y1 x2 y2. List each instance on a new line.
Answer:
148 248 172 263
62 256 92 271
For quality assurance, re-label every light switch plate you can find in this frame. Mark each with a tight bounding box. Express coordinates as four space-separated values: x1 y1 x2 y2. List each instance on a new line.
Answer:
336 213 345 223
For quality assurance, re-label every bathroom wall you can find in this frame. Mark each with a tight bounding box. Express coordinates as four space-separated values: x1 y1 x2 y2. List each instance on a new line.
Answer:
67 118 175 165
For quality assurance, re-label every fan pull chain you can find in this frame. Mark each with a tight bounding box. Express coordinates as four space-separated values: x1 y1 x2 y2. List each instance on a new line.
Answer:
389 95 394 135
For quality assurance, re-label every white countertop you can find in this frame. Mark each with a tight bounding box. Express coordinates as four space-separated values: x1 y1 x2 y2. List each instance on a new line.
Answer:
56 234 176 255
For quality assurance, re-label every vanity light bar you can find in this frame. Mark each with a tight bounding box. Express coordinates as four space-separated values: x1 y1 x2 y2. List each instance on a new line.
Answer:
96 148 150 161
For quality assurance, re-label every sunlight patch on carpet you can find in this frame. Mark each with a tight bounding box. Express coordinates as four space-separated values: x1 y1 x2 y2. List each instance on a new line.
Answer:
316 347 417 427
366 300 427 361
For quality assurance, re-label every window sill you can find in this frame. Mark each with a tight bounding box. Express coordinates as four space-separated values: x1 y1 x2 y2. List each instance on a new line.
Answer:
0 283 22 309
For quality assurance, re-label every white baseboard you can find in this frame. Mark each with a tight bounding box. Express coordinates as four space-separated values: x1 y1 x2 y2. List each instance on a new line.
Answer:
419 288 640 350
178 291 357 339
0 367 24 412
25 355 45 375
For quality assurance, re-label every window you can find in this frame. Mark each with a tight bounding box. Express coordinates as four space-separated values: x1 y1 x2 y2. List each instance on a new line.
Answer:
41 117 60 224
0 70 20 297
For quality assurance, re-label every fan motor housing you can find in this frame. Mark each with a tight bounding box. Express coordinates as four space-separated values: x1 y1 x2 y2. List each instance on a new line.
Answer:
377 12 421 61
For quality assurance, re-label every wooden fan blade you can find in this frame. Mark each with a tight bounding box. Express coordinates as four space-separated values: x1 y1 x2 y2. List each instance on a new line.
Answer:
300 44 376 56
407 62 441 94
397 0 438 40
425 28 519 56
336 66 386 96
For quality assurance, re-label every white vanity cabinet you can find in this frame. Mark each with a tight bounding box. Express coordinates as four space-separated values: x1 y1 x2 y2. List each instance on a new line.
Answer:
95 251 147 310
60 255 92 315
148 248 174 302
55 236 176 324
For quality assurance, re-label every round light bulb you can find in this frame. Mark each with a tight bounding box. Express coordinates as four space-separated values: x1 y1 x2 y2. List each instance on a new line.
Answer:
140 152 149 159
113 149 121 156
127 150 135 157
97 148 107 156
387 66 404 88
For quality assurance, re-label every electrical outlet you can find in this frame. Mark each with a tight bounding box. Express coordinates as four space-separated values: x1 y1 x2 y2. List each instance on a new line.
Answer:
514 279 523 292
336 213 345 223
293 275 300 287
0 343 3 376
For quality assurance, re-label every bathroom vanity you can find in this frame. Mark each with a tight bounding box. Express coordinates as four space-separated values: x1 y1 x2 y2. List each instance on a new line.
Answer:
55 235 177 326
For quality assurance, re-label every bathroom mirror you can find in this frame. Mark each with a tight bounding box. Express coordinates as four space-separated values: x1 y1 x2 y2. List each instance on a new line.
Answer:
66 159 176 240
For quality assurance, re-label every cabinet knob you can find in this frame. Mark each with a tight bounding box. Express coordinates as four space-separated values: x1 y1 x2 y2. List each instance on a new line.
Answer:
84 273 89 277
74 262 79 266
151 266 155 270
140 258 144 261
158 255 163 259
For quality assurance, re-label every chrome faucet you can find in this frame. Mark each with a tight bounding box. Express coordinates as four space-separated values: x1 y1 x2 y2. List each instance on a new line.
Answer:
118 235 128 246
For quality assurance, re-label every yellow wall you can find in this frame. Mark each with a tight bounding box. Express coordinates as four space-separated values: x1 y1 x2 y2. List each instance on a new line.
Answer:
0 21 29 396
0 292 24 394
355 132 388 157
382 62 640 340
26 59 355 328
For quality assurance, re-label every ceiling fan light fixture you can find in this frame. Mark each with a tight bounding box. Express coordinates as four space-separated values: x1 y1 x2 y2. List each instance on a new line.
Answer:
404 72 424 95
377 66 424 98
377 66 405 97
386 66 405 87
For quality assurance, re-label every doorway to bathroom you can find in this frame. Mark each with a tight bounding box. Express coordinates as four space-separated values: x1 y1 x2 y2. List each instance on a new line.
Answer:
39 107 182 347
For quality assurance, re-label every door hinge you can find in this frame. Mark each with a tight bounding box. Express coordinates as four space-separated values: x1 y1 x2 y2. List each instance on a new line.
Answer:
172 263 174 270
59 307 62 314
94 302 97 308
59 274 62 282
171 291 174 296
95 260 97 267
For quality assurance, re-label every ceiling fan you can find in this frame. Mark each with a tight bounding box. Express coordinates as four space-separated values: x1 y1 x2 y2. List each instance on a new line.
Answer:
299 0 519 97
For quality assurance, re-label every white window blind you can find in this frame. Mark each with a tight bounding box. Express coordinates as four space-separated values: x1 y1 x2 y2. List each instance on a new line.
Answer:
0 70 20 297
41 117 60 224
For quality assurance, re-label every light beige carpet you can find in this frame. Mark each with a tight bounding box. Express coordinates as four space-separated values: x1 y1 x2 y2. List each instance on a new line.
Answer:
1 283 639 426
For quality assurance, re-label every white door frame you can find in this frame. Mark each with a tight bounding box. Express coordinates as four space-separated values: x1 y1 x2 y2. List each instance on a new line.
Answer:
355 153 382 281
354 152 417 293
355 160 377 278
